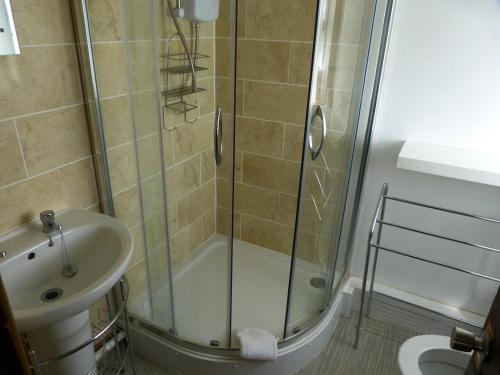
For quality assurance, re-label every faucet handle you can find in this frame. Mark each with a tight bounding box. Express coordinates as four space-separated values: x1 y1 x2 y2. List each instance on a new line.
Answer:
40 210 55 223
40 210 56 233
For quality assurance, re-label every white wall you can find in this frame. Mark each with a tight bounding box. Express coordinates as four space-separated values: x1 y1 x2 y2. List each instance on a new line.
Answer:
351 0 500 316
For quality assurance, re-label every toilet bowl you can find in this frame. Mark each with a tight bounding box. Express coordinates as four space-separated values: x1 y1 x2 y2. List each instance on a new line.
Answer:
398 335 472 375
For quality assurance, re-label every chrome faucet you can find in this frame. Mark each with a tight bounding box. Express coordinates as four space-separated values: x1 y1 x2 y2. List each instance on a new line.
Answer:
40 210 58 234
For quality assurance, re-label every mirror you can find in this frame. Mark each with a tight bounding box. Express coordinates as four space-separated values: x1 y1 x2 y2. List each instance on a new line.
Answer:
0 0 19 56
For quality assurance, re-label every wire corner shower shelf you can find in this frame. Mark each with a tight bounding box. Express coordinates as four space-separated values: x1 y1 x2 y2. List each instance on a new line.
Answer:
354 183 500 349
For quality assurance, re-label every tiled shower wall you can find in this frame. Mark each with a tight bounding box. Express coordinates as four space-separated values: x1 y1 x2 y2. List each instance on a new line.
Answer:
215 0 318 256
157 2 217 270
215 0 368 266
0 0 97 235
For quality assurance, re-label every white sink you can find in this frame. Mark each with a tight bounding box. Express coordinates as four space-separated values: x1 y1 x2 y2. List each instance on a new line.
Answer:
0 209 133 333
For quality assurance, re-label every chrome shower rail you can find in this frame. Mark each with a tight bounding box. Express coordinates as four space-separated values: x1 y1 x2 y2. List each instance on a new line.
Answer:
353 183 500 348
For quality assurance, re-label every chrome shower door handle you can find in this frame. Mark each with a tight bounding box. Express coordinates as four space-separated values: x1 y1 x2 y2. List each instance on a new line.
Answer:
214 106 223 166
308 105 327 161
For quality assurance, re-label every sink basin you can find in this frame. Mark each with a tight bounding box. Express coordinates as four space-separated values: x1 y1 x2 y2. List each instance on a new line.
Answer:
0 209 133 333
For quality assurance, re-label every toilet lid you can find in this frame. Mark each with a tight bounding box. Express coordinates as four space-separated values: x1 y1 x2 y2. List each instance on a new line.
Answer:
398 335 471 375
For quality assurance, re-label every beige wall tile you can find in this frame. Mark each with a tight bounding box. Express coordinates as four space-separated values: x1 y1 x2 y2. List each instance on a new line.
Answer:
148 244 168 283
127 260 148 300
93 43 128 98
216 0 246 38
243 81 308 124
215 37 230 77
216 207 240 239
0 158 97 234
198 78 215 116
101 96 133 148
17 106 91 176
202 208 216 241
132 89 160 138
278 193 297 226
12 0 75 45
171 218 203 267
108 143 137 193
129 224 145 268
215 146 241 182
129 41 156 91
283 124 305 162
0 46 82 119
216 178 229 209
173 114 212 163
215 78 243 116
242 153 300 195
144 211 167 250
201 149 215 183
125 0 153 41
177 180 215 229
137 135 162 179
0 120 26 186
88 0 123 42
289 43 313 85
296 230 318 263
236 117 284 158
141 174 164 218
246 0 317 42
163 130 174 168
235 182 279 221
166 155 201 204
240 214 293 255
113 186 140 228
167 202 178 236
237 40 290 82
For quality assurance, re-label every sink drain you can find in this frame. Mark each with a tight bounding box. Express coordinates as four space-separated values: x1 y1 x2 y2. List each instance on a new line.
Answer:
309 277 326 289
41 288 63 302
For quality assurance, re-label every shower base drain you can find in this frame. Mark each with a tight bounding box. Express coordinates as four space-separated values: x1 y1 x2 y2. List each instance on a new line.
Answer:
309 277 326 289
41 288 63 302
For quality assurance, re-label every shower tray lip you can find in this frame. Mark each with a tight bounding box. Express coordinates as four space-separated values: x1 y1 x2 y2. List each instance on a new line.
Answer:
129 279 346 375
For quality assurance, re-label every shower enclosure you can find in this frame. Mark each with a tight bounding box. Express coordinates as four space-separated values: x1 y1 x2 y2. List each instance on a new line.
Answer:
72 0 379 353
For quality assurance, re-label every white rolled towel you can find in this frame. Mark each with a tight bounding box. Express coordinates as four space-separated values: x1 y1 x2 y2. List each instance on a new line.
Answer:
237 328 278 361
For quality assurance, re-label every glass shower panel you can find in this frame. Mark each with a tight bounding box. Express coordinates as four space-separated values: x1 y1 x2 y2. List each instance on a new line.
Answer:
228 0 318 345
158 0 235 347
285 0 377 337
73 0 175 332
122 0 174 333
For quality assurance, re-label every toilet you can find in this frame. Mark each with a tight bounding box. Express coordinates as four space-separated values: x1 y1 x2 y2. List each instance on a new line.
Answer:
398 335 472 375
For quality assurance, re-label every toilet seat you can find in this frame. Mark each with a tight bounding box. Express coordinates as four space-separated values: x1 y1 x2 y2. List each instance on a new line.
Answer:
398 335 472 375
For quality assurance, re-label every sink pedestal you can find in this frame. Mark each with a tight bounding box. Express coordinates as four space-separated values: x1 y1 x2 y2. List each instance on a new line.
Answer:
27 310 96 375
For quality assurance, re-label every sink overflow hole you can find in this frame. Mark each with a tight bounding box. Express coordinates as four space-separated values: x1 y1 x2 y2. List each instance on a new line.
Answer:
310 277 326 289
28 252 35 260
41 288 63 302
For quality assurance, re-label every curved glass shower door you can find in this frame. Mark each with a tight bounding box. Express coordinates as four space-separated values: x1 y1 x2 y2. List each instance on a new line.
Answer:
285 0 378 337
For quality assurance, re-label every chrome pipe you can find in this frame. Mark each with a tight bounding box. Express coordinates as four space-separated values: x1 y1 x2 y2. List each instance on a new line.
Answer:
385 196 500 224
377 220 500 254
354 183 388 349
371 244 500 283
